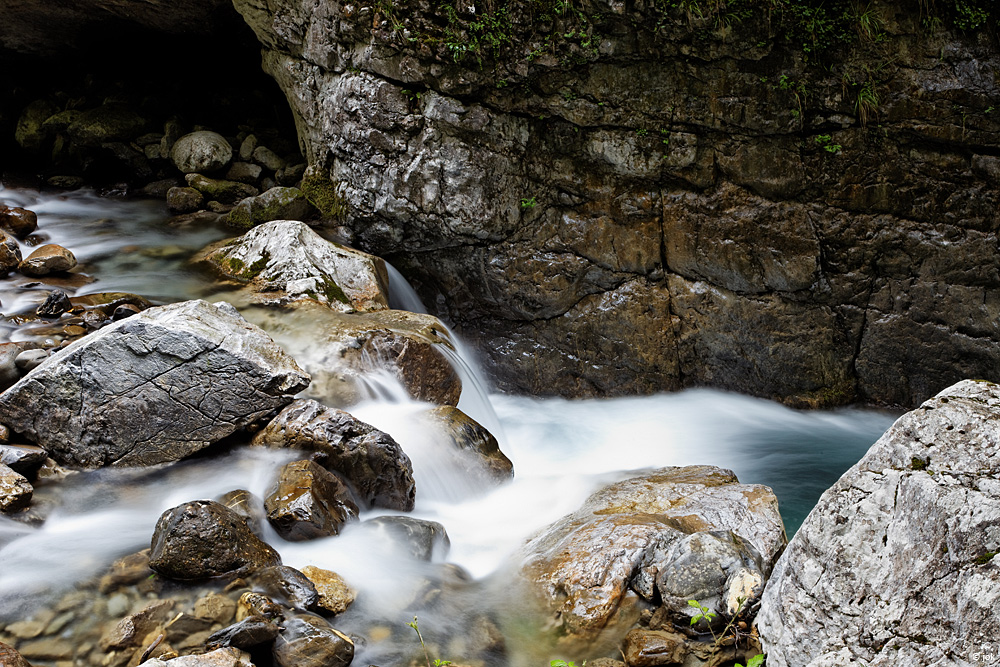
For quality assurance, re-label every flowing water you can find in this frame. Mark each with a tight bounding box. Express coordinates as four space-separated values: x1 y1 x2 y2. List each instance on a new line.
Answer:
0 186 899 665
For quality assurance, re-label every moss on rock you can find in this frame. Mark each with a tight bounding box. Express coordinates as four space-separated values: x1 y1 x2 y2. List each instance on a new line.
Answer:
300 168 347 220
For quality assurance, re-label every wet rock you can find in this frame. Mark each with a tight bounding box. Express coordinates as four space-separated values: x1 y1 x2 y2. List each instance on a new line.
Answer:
171 131 233 174
217 489 263 533
70 291 153 318
141 179 182 198
225 162 263 185
206 615 280 650
112 304 141 320
264 459 360 541
66 104 149 146
251 565 319 610
185 174 258 204
224 187 316 230
0 300 309 467
99 550 153 593
0 206 37 238
758 380 1000 667
252 146 285 171
0 462 32 512
299 566 355 615
99 599 174 650
149 500 281 579
163 613 214 642
18 244 77 277
0 342 40 389
0 231 23 273
243 302 460 406
15 637 74 662
272 615 353 667
0 444 47 476
514 466 786 643
155 647 254 666
194 594 237 625
13 348 48 372
237 591 283 621
421 406 513 485
361 516 450 561
35 290 72 318
253 399 415 511
166 187 205 214
201 219 389 312
0 641 32 667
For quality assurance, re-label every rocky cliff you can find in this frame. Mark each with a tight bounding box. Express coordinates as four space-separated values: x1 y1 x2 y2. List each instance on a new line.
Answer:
230 0 1000 407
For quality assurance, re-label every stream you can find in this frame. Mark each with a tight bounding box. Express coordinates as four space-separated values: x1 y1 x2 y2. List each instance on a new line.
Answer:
0 185 898 666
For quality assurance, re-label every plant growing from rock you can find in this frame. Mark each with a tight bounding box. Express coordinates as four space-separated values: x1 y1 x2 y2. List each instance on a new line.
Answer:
407 616 452 667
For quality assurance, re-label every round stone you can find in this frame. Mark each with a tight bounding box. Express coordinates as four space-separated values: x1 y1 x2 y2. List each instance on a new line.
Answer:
171 131 233 174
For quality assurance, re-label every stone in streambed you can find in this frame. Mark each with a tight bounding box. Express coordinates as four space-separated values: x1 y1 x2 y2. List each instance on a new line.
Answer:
217 488 264 534
99 599 174 650
36 290 72 318
0 206 37 238
242 302 460 407
757 379 1000 667
421 406 513 485
252 399 415 511
201 219 388 312
252 145 285 171
15 99 58 152
272 615 353 667
147 647 254 666
0 462 32 512
185 174 258 204
18 244 77 277
0 341 41 390
250 565 319 610
360 516 450 561
0 444 47 476
299 565 355 615
171 131 233 174
0 230 23 273
166 186 205 214
226 161 263 185
14 348 48 373
206 615 280 650
264 459 359 541
0 642 32 667
149 500 281 580
0 300 310 468
224 187 315 230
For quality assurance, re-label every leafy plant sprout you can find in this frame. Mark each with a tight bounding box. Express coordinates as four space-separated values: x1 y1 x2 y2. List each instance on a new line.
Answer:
407 616 452 667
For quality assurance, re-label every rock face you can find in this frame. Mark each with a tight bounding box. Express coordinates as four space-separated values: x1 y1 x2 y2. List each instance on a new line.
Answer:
757 379 1000 667
0 300 309 468
149 500 282 579
253 399 415 511
515 466 785 645
232 0 1000 407
203 219 389 311
243 302 461 406
421 406 513 485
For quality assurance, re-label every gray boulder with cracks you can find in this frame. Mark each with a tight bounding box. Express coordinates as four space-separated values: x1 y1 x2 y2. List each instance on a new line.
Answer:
0 300 310 468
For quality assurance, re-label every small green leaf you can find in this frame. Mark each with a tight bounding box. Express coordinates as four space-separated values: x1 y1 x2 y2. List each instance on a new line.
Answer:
690 616 699 625
687 599 702 608
747 655 765 667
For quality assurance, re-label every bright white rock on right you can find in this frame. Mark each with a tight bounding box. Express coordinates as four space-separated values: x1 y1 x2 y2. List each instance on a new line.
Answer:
757 379 1000 667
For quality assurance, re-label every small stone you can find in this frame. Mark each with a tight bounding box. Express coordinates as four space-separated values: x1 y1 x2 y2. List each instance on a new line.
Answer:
163 613 213 643
14 348 49 372
193 594 236 625
66 105 149 146
0 425 8 444
185 174 258 204
16 637 75 661
299 566 355 615
99 599 173 651
0 206 38 238
106 593 130 617
250 565 318 611
225 162 262 185
276 163 306 187
99 550 153 593
0 230 22 273
5 619 46 639
361 516 450 561
208 201 233 214
0 444 47 476
166 187 204 215
252 146 285 171
19 244 77 277
112 304 141 320
0 342 40 389
36 290 73 318
206 615 280 650
223 187 315 230
272 616 353 667
171 131 233 174
141 179 181 198
46 175 86 190
239 135 258 162
0 462 32 512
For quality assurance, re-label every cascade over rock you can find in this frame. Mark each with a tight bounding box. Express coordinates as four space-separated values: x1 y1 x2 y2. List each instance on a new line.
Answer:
0 300 310 468
232 0 1000 407
757 379 1000 666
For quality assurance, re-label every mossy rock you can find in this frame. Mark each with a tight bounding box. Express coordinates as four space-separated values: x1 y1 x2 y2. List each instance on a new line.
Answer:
225 187 316 230
300 167 347 220
185 173 259 205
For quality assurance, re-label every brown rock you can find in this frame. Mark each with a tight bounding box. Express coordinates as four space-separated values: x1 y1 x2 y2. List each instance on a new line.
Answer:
19 244 77 277
193 594 237 625
99 599 174 650
299 566 355 615
264 459 359 541
421 406 513 485
0 642 32 667
0 206 38 238
0 444 47 476
0 230 22 273
0 462 32 512
272 615 353 667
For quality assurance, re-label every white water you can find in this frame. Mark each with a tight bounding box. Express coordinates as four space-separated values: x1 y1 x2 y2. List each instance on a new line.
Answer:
0 186 898 665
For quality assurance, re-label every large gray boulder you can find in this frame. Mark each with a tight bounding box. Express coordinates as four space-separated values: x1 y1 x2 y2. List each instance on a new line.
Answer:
513 466 785 646
0 300 309 468
757 379 1000 667
171 131 234 174
202 220 389 312
252 399 415 511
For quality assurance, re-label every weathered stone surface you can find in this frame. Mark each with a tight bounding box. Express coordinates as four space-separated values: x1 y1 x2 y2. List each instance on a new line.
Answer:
171 131 233 174
0 642 32 667
206 615 281 650
217 489 264 534
194 593 237 625
264 459 360 541
0 300 309 468
0 341 40 390
100 599 174 650
299 565 355 615
230 0 1000 407
66 104 149 146
226 161 263 184
166 186 206 214
0 230 22 273
421 406 513 485
243 301 460 406
514 466 785 643
157 647 254 667
203 219 388 311
185 174 258 204
252 145 285 171
0 444 47 476
361 516 450 561
250 565 319 610
758 379 1000 667
149 500 281 580
35 290 72 318
272 615 353 667
19 244 77 277
224 187 316 230
253 399 415 511
0 462 32 512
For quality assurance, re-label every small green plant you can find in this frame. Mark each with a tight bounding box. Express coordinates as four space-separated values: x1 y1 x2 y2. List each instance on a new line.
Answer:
735 655 766 667
407 616 451 667
520 196 538 209
636 128 648 136
688 598 718 627
550 661 579 667
814 134 842 154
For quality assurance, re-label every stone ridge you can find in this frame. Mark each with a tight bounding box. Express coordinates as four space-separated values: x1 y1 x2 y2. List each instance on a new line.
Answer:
757 379 1000 666
0 300 310 468
234 0 1000 407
